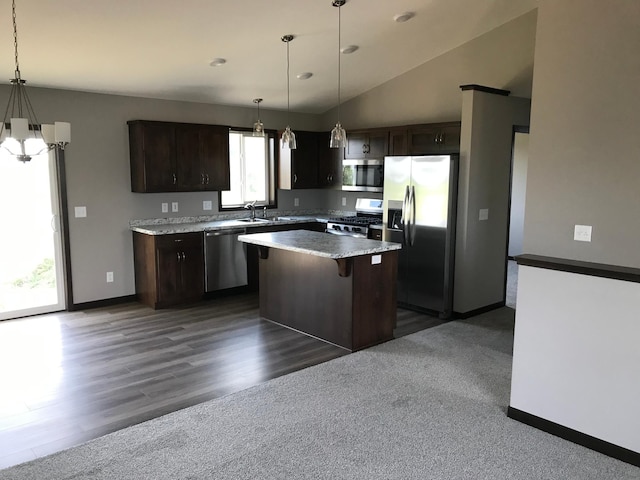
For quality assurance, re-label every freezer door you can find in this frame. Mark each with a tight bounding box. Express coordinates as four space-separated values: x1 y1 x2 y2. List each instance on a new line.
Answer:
406 155 454 314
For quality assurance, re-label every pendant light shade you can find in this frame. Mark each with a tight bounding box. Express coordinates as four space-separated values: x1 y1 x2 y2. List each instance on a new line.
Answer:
330 0 347 149
1 0 70 162
280 34 297 150
252 98 265 137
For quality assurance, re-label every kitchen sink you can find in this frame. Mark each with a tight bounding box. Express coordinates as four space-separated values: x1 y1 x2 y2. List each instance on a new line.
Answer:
238 217 271 223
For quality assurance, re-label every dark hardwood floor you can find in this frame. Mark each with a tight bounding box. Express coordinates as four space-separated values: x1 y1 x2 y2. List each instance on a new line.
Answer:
0 293 443 470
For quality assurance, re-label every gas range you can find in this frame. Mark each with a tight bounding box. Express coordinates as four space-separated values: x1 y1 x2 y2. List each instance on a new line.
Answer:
326 198 383 238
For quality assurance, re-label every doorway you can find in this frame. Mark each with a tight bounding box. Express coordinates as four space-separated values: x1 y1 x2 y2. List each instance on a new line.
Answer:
0 149 66 320
506 127 530 308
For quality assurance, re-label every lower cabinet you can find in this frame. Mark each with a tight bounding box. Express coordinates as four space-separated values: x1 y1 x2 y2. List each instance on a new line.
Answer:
133 232 204 309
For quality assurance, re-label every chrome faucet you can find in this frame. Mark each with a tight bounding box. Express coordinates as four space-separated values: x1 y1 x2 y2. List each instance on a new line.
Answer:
244 200 257 220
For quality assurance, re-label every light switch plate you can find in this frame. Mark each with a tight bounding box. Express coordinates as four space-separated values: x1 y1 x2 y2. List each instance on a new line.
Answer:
74 206 87 218
574 224 592 242
371 254 382 265
106 272 114 283
171 202 179 212
203 200 212 211
161 202 168 213
479 208 489 221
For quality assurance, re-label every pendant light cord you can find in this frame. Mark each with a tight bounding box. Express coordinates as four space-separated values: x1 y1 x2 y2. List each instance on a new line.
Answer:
12 0 20 79
337 3 341 123
286 39 291 125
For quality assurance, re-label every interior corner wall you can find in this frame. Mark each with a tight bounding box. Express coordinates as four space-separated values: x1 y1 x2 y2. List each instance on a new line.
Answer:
453 90 531 314
508 133 529 257
522 0 640 266
0 85 322 304
320 9 537 130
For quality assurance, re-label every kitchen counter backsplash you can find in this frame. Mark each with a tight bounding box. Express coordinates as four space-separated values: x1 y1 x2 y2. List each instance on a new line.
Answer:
129 209 351 227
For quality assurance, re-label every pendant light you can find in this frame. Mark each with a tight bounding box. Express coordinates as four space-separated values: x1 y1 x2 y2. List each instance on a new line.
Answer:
280 34 296 150
329 0 347 149
1 0 70 162
252 98 265 137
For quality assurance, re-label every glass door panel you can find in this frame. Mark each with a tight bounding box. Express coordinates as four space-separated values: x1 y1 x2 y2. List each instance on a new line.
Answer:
0 149 65 321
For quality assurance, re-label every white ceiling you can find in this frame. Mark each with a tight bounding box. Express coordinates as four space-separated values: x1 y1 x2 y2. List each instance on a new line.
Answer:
0 0 538 114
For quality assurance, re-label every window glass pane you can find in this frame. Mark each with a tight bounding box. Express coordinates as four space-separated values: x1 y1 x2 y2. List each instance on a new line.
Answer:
243 136 267 202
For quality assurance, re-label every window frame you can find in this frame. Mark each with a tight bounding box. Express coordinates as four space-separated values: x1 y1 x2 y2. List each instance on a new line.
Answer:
218 128 278 211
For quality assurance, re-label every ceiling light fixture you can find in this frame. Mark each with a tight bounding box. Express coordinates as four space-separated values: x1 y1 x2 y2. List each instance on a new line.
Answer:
340 45 358 54
330 0 347 149
296 72 313 80
394 12 415 23
209 58 226 67
252 98 265 137
1 0 70 162
280 34 296 150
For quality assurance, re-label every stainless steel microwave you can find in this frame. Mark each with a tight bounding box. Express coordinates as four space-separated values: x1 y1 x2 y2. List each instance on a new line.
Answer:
342 159 384 192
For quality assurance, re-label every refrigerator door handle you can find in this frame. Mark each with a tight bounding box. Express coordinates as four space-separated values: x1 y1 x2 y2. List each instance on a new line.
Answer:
402 185 410 245
409 185 417 246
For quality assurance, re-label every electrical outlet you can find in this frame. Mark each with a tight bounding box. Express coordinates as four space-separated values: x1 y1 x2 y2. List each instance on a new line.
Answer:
74 206 87 218
203 200 212 211
479 208 489 221
161 202 168 213
106 271 114 283
171 202 179 212
342 197 347 207
294 198 299 207
574 224 592 242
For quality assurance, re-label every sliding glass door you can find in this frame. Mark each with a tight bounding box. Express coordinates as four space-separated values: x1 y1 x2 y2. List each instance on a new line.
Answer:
0 149 65 321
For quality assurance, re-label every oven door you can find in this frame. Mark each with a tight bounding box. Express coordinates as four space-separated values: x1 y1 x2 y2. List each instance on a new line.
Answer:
342 159 384 192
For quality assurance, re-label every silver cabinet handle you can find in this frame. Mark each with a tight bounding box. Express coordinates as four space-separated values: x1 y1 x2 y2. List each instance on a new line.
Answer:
181 252 186 261
172 173 177 185
205 173 210 185
177 252 181 262
201 173 206 185
293 173 297 184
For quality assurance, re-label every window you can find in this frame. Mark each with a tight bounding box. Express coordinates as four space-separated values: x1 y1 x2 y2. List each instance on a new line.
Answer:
220 130 277 209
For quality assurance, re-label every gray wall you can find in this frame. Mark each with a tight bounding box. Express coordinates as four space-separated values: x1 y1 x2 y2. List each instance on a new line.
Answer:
321 9 537 129
523 0 640 267
454 90 531 314
508 132 529 257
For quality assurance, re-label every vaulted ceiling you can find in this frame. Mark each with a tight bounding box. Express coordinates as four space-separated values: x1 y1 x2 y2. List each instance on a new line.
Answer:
0 0 538 114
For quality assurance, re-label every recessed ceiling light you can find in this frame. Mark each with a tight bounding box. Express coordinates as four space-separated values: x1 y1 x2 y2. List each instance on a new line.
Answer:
209 58 227 67
393 12 415 23
297 72 313 80
340 45 359 54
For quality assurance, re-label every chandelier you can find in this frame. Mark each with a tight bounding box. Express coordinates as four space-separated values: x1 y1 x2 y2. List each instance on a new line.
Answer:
1 0 70 162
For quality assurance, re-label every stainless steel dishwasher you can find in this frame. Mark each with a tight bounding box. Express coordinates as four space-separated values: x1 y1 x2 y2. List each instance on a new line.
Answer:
204 228 248 292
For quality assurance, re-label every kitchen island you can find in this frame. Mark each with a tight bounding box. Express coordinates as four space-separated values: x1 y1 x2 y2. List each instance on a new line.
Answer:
238 230 402 351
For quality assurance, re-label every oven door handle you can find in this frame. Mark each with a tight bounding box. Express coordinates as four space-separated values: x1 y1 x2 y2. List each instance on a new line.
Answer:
325 229 367 238
402 185 410 245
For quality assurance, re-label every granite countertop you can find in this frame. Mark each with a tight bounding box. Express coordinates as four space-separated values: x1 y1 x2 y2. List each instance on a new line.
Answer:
130 215 329 235
238 230 401 259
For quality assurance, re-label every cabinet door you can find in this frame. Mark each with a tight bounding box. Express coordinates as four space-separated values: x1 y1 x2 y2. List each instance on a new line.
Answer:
389 129 408 156
176 125 204 191
178 238 204 300
367 131 389 158
438 124 461 154
155 240 182 305
345 131 369 159
280 130 319 189
317 131 343 188
201 125 230 191
408 125 440 155
129 122 176 192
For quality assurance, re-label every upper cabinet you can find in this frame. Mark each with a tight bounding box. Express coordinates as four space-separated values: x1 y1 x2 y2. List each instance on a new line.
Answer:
279 130 343 190
128 120 230 193
345 129 389 159
407 122 461 155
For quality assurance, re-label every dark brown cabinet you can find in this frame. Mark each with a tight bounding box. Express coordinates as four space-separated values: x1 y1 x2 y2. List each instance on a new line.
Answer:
407 122 461 155
389 128 409 156
129 120 230 193
345 129 389 159
133 232 204 309
279 131 342 190
317 131 343 189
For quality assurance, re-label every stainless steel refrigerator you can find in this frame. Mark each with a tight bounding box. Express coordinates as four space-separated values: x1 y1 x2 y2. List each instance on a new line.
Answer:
382 155 458 318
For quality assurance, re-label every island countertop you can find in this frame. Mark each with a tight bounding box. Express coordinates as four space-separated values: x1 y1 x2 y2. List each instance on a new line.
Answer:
238 230 401 259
